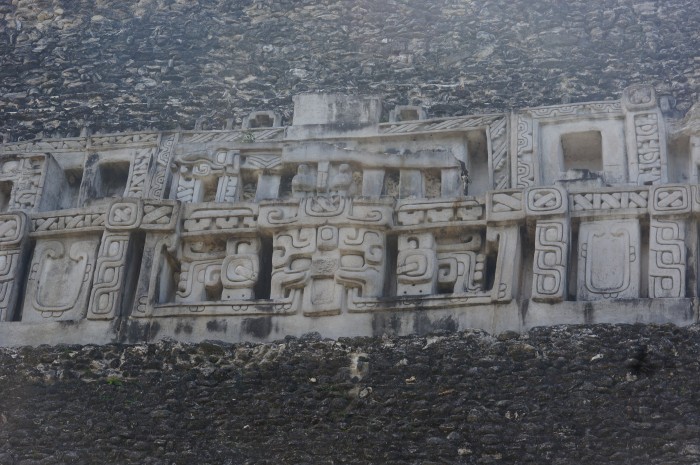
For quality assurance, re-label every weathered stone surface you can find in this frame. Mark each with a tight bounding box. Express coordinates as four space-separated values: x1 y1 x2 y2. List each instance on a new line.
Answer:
0 88 698 345
0 0 698 142
1 324 700 464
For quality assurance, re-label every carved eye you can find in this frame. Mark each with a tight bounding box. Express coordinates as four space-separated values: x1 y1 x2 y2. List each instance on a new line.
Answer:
340 255 364 268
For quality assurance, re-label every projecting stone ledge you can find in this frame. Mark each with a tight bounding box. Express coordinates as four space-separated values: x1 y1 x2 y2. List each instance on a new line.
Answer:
0 89 698 346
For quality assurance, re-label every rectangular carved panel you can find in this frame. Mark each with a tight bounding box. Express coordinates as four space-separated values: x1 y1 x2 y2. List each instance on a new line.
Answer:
88 232 131 320
577 220 640 301
532 220 569 302
649 218 686 298
21 236 100 322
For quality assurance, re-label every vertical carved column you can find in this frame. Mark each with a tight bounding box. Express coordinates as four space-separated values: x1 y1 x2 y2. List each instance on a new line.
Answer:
488 116 510 190
270 227 315 313
485 189 525 303
532 221 569 302
125 147 157 198
88 232 131 319
89 199 143 320
105 198 180 318
648 185 690 298
147 133 179 200
649 219 686 298
0 212 29 321
215 152 240 202
623 84 668 185
525 186 570 303
486 225 521 302
512 113 536 188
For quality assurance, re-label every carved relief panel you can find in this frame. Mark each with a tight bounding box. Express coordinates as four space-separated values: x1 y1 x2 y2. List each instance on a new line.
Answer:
271 225 385 315
0 212 30 321
649 218 686 298
623 84 668 185
531 220 569 302
174 149 239 203
221 238 261 300
21 236 100 322
436 232 486 294
396 233 437 296
577 220 640 301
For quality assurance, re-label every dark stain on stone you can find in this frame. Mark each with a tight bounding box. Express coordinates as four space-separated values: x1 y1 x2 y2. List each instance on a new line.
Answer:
149 321 161 340
206 319 228 333
174 321 193 335
57 320 78 328
520 298 529 322
413 313 457 335
124 321 150 344
583 302 594 324
372 313 402 337
242 316 272 339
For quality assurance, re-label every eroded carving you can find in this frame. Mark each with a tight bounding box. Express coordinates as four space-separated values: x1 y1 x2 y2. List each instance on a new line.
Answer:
397 233 437 296
532 221 568 302
88 232 130 319
649 218 685 298
22 237 99 321
578 220 640 300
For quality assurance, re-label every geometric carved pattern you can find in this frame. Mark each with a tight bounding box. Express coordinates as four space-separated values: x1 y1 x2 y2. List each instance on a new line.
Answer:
488 117 509 190
107 199 143 230
148 133 178 199
532 220 568 302
525 187 566 215
0 213 27 247
649 218 685 298
633 112 663 185
651 185 690 215
515 115 535 188
0 249 24 321
88 232 130 319
570 189 648 212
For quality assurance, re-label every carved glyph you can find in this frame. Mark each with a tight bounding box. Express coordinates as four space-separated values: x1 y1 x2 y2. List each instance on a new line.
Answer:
532 221 568 302
578 220 640 301
649 218 685 299
396 233 437 296
633 113 663 184
88 232 130 319
22 237 99 322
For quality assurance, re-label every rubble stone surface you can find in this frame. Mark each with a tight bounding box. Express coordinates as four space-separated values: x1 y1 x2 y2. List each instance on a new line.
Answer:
1 324 700 464
0 0 698 140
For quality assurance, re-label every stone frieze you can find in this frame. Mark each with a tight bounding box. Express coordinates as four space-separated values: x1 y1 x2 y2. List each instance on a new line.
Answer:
0 87 698 344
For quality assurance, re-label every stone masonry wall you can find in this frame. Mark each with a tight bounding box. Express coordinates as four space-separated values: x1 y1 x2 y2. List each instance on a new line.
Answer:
1 0 699 141
2 324 700 464
2 1 700 462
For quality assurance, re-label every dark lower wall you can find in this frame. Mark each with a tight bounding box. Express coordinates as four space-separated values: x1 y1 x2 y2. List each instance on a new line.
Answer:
1 324 700 464
1 0 698 140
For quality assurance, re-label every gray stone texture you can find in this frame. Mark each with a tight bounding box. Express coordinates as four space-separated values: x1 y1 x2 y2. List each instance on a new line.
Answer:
0 0 698 141
1 325 700 464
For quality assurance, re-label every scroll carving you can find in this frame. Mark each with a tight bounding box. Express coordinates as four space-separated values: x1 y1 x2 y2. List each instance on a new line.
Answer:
649 219 685 298
88 232 130 319
532 221 568 302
